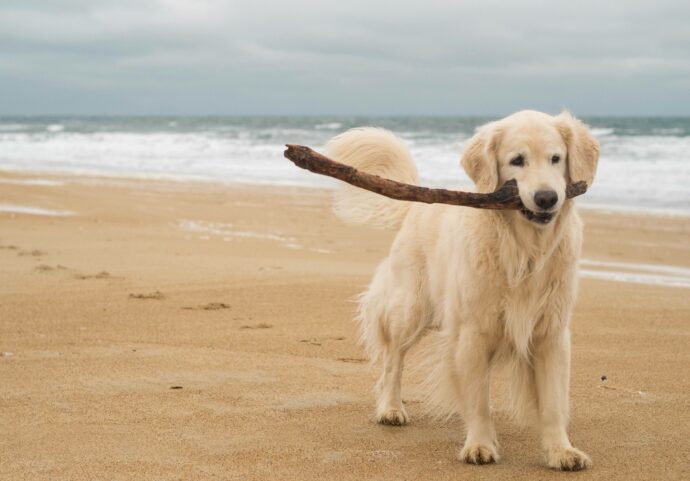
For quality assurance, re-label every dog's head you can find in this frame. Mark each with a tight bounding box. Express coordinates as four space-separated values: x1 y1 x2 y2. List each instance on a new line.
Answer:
461 110 599 227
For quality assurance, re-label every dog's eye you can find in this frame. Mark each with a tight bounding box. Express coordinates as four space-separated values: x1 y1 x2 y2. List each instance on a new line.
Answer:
551 154 561 164
510 155 525 167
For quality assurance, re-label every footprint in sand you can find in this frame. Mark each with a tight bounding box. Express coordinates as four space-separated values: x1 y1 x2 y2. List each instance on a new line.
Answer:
129 291 166 300
18 249 45 257
257 266 283 272
0 244 19 251
337 357 367 363
35 264 68 272
240 323 273 330
75 271 118 280
300 336 346 346
181 302 231 311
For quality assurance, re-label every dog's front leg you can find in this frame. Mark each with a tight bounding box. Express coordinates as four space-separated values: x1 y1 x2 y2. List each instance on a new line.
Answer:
534 329 591 471
456 326 500 464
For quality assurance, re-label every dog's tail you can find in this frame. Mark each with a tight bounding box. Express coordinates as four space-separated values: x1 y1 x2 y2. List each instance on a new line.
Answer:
328 128 419 230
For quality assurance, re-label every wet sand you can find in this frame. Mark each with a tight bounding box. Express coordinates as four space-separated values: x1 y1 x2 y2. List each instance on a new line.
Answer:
1 171 689 480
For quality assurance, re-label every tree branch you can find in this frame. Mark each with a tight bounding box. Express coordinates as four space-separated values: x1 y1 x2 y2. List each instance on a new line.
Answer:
284 144 588 210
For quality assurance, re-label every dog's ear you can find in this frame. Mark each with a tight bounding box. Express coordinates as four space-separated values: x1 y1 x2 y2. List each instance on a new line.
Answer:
461 122 501 193
556 111 600 187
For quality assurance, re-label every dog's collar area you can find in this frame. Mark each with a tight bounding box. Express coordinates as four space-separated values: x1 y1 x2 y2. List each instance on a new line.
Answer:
519 206 555 224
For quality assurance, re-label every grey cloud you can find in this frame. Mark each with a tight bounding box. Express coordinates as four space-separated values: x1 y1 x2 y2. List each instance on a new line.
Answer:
0 0 688 115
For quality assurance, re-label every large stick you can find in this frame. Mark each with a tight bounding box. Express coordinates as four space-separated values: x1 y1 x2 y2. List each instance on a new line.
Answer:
284 144 587 210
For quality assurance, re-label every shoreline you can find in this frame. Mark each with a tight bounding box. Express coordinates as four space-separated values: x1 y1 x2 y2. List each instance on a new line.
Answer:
1 170 689 281
2 168 690 219
1 170 689 284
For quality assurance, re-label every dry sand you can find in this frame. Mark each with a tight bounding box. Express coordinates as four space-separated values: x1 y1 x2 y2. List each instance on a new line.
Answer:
1 171 689 480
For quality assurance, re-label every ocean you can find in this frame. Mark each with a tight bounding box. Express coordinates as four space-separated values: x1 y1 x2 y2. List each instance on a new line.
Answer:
1 116 688 215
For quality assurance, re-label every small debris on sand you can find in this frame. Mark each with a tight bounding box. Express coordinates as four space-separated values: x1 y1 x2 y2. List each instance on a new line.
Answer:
75 271 112 280
35 264 67 272
182 302 231 311
129 291 165 300
301 336 345 345
169 386 183 390
18 249 44 257
337 357 367 363
240 323 273 330
258 265 283 272
201 302 231 310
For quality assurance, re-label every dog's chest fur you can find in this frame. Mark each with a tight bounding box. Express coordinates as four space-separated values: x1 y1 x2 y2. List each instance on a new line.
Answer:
445 207 582 358
494 208 580 357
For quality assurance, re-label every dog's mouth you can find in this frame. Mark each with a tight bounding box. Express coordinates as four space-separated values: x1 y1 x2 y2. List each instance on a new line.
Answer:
520 207 555 225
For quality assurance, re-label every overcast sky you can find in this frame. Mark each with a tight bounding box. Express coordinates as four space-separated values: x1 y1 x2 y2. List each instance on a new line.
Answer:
1 0 688 116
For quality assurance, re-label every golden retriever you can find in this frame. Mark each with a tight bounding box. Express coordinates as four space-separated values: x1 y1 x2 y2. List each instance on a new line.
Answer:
327 110 599 471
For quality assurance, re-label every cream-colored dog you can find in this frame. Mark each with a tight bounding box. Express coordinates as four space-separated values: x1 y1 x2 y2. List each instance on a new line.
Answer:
328 110 599 471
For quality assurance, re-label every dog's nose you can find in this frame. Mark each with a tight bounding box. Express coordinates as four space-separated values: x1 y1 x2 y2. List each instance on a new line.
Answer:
534 190 558 210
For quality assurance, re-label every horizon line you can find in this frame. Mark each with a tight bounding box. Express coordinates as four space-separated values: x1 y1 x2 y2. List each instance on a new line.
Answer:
1 112 689 119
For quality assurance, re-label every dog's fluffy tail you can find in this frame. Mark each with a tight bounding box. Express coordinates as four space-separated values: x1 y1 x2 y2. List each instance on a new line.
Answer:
328 128 419 230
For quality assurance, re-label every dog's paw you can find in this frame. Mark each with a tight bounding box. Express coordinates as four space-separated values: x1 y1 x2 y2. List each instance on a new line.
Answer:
375 407 409 426
458 442 500 465
545 446 592 471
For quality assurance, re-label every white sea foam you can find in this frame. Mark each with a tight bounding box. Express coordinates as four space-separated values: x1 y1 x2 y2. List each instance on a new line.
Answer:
652 127 683 135
315 122 343 130
580 259 690 278
0 204 74 216
178 219 296 243
579 269 690 289
0 131 325 187
177 219 331 254
590 127 615 137
0 123 28 132
578 203 690 218
0 117 688 214
579 258 690 289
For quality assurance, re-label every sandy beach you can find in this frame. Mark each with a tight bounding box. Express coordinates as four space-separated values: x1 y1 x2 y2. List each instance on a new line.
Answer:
1 171 689 481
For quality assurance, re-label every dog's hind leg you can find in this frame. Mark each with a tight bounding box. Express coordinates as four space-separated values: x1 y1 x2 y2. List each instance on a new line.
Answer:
373 314 427 426
357 250 429 425
375 341 408 425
